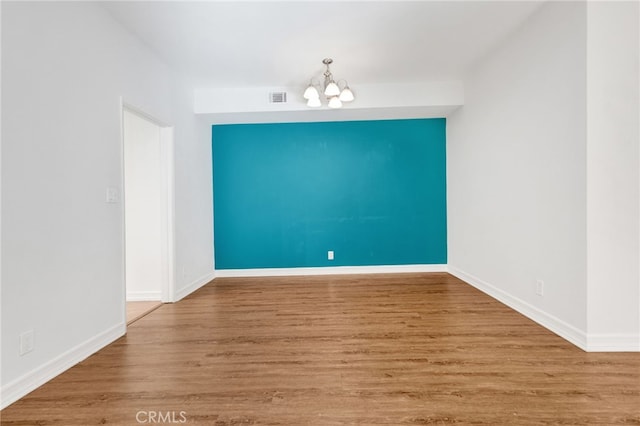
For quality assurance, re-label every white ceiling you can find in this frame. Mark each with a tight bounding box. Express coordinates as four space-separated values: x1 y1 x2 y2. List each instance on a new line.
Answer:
101 1 544 89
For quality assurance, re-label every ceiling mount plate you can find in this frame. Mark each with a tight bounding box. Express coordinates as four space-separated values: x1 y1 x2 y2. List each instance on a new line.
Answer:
322 58 333 65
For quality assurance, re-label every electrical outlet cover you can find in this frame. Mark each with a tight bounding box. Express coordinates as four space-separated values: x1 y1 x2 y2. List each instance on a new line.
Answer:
19 330 34 355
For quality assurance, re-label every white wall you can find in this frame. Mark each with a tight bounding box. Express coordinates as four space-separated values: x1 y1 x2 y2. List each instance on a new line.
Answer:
124 110 163 301
448 0 640 351
1 1 213 407
173 101 215 301
447 2 589 346
586 1 639 350
194 81 464 114
195 81 463 126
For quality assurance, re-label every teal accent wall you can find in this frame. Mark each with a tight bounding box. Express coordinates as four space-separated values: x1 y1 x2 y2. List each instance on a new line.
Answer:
212 118 447 269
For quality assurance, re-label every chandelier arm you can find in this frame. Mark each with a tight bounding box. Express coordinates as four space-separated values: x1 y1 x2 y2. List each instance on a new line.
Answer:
336 79 348 89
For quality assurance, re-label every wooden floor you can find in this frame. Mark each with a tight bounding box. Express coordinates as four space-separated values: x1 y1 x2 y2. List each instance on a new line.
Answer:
2 273 639 425
126 301 163 325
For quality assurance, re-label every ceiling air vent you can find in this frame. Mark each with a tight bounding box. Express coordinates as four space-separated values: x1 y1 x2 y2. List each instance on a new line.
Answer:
269 92 287 104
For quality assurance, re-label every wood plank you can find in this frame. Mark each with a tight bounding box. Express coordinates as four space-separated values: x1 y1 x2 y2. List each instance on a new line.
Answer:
2 273 639 425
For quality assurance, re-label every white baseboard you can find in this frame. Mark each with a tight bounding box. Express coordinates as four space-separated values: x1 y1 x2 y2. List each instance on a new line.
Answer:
126 290 162 301
215 264 448 278
447 265 589 351
174 271 216 302
586 333 640 352
0 322 126 410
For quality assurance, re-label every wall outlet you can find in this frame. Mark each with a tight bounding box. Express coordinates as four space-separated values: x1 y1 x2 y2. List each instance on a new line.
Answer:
105 187 119 203
327 250 334 260
536 280 544 296
19 330 34 356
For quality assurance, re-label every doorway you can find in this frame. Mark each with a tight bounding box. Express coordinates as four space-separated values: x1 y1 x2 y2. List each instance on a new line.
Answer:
122 105 175 325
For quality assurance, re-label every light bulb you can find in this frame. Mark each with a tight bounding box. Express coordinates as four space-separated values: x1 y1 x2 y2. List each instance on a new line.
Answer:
307 97 321 107
303 85 319 100
328 96 342 109
324 81 340 97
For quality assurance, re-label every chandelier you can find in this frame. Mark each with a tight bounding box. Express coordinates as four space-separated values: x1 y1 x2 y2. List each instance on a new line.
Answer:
303 58 355 109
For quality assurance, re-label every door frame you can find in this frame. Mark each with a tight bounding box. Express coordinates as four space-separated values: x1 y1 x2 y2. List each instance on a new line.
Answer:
120 100 176 317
